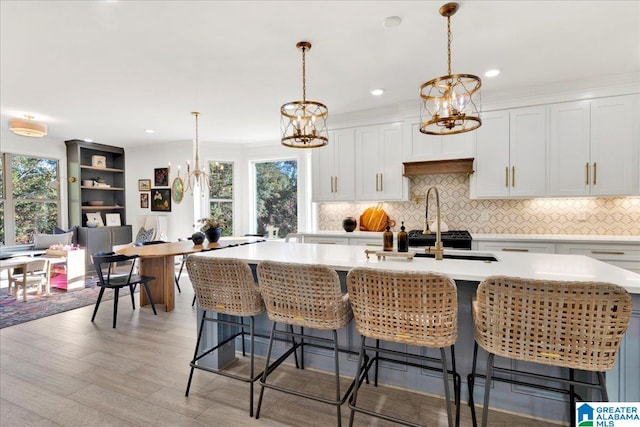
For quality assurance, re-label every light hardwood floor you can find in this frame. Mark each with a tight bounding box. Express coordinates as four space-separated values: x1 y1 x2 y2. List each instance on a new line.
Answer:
0 275 562 427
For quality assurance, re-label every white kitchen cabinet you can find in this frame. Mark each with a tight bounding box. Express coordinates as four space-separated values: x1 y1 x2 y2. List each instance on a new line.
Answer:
475 241 555 254
548 94 639 197
556 242 640 274
355 123 407 201
302 236 349 245
404 119 473 162
311 128 356 202
471 106 547 198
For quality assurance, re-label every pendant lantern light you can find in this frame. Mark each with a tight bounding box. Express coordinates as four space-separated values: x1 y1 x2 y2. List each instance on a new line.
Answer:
280 41 329 148
420 3 481 135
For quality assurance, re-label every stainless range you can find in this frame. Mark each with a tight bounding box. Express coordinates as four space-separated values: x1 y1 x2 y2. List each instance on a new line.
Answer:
407 230 472 250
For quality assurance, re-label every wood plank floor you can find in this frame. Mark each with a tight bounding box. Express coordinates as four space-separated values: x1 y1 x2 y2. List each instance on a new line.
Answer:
0 275 563 427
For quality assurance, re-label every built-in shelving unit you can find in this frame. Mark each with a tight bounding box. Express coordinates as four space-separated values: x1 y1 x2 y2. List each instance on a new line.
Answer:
65 140 132 271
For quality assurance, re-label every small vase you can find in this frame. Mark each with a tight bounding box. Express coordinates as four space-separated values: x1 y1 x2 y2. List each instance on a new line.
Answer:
191 231 205 245
205 227 222 243
342 217 357 232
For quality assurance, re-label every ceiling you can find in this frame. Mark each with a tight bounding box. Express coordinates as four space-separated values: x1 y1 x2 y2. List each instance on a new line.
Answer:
1 1 639 149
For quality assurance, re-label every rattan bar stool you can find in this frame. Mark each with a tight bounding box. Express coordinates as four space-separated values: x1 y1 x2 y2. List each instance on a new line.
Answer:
185 256 265 417
468 276 632 427
347 267 460 427
255 260 356 427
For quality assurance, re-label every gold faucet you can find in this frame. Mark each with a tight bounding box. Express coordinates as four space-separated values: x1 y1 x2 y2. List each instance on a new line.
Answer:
423 186 444 261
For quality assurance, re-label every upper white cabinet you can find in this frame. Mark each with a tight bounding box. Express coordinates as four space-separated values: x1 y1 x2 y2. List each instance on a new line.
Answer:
404 120 473 162
548 94 639 197
355 123 407 201
471 106 547 198
311 129 356 202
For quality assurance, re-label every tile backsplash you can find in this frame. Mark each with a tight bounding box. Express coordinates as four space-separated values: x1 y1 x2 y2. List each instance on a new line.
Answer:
317 174 640 235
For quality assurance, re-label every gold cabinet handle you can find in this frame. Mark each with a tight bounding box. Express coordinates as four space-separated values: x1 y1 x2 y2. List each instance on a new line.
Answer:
380 173 383 192
334 176 338 193
512 166 515 188
505 166 509 187
591 250 624 255
585 162 590 185
593 162 597 185
501 248 529 252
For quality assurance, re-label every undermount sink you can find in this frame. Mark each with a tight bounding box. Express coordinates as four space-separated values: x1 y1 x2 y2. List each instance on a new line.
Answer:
414 252 498 262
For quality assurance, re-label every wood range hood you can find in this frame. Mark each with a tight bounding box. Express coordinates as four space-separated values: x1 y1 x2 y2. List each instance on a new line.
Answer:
403 158 475 176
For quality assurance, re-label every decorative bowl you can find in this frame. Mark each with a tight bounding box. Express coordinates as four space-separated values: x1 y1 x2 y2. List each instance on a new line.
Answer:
87 200 105 206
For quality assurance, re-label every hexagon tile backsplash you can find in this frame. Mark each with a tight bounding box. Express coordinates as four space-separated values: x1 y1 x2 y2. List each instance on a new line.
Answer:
317 174 640 235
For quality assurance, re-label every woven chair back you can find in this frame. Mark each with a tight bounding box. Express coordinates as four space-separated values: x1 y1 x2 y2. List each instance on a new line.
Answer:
256 260 353 330
473 275 632 371
186 256 264 317
347 268 458 348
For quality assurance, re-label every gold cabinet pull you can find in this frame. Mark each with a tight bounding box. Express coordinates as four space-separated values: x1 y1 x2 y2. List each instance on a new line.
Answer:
512 166 515 188
501 248 529 252
334 176 338 193
380 173 383 192
591 250 624 255
585 162 590 185
593 162 597 185
505 166 509 187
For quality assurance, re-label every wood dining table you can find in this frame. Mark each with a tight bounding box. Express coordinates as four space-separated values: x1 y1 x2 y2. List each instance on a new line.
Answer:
116 237 265 311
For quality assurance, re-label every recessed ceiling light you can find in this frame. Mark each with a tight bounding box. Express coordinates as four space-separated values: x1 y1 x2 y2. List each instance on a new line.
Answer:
370 88 385 96
145 129 155 134
382 16 402 28
485 69 500 78
83 138 93 142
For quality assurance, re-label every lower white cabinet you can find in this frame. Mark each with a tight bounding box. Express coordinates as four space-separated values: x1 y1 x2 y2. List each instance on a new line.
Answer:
303 236 349 245
475 241 555 254
556 242 640 274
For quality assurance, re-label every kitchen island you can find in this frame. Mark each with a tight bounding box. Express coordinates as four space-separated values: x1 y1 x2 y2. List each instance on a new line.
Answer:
189 241 639 423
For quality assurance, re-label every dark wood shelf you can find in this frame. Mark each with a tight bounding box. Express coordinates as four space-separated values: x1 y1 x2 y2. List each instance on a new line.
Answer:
81 206 125 210
80 165 125 173
81 186 125 191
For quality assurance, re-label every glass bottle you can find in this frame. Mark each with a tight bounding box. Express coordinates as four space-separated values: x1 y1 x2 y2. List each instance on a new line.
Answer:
383 221 394 252
397 221 408 252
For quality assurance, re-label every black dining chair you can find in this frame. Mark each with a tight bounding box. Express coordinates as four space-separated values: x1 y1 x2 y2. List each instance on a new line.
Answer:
91 251 158 328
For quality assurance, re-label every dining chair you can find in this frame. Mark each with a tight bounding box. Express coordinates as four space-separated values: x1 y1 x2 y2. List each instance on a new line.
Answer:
91 251 158 328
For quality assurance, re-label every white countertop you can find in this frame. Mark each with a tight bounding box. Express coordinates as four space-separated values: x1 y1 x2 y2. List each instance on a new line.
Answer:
297 230 640 244
193 241 640 294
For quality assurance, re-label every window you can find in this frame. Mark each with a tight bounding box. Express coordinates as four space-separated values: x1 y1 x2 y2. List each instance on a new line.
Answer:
254 160 297 238
0 153 60 245
208 161 233 236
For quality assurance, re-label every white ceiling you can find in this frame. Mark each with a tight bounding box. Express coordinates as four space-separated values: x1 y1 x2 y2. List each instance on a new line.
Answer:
1 1 639 148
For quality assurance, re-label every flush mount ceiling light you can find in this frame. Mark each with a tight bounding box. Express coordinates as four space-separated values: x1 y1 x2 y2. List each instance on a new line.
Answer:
419 2 481 135
281 41 328 148
9 114 48 137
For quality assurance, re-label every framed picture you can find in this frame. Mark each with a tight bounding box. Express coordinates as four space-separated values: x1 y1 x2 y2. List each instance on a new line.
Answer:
154 168 169 186
140 193 149 208
150 188 171 212
105 213 121 226
171 177 184 204
91 155 106 168
138 179 151 191
86 212 104 227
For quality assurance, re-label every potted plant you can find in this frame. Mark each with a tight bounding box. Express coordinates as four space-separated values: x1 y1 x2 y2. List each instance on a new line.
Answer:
196 210 226 243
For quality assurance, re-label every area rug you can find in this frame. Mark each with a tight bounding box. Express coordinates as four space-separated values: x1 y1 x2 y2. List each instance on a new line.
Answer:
0 278 135 329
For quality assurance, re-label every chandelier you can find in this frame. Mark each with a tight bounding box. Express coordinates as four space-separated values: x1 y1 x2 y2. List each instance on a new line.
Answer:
184 111 210 191
420 2 481 135
281 41 328 148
